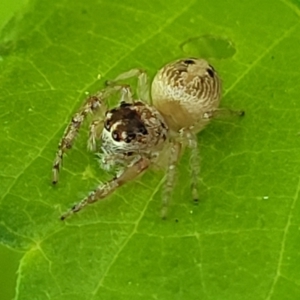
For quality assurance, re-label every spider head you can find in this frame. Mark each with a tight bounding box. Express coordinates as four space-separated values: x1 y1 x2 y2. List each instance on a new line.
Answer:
101 101 168 158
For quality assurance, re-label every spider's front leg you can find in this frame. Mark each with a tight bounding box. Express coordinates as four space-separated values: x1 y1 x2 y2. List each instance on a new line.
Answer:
52 85 133 184
106 68 150 103
52 93 105 184
60 156 150 220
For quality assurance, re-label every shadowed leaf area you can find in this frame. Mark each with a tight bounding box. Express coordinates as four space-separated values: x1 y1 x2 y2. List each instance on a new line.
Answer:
1 0 300 299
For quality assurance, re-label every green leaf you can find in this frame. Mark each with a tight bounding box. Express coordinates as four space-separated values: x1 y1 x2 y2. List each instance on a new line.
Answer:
1 0 300 299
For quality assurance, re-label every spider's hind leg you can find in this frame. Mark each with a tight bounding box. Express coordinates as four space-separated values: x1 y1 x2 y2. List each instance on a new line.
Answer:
185 130 200 203
161 141 181 219
204 108 245 120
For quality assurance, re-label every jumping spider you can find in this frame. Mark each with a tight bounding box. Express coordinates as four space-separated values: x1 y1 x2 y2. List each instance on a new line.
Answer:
52 58 244 220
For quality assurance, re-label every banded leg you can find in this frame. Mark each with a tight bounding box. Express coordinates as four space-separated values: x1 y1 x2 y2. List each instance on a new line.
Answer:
106 68 150 103
60 157 150 220
161 141 181 219
52 94 105 184
52 85 133 184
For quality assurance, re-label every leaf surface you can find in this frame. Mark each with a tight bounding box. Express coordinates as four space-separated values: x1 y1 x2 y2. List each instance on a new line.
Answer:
1 0 300 299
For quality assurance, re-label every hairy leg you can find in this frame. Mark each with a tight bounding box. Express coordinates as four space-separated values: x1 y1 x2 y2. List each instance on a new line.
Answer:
52 85 134 184
52 94 105 184
106 68 150 103
204 108 245 120
161 141 181 219
88 119 103 152
185 130 200 203
60 156 150 220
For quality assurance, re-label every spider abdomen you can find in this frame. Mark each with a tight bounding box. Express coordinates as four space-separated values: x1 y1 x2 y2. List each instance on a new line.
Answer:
151 58 221 132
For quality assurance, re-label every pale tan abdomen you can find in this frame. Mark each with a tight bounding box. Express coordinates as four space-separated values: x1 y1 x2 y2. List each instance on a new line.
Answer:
151 58 221 132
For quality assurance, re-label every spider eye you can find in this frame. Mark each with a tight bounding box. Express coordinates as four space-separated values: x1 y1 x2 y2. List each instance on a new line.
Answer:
139 126 148 135
104 119 110 130
125 132 136 143
112 131 121 141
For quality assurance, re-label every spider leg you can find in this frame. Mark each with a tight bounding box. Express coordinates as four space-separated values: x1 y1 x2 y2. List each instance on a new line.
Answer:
60 156 150 220
184 130 200 203
106 68 150 103
119 84 134 103
204 108 245 120
161 141 181 219
52 93 106 184
52 85 134 184
190 108 245 134
183 108 244 202
88 119 103 152
102 82 135 104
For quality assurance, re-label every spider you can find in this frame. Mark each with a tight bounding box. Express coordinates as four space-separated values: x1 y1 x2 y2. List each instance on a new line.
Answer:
52 58 244 220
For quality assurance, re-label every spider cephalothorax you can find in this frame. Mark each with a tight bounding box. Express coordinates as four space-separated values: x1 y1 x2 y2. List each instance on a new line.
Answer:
98 100 168 173
102 101 167 156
